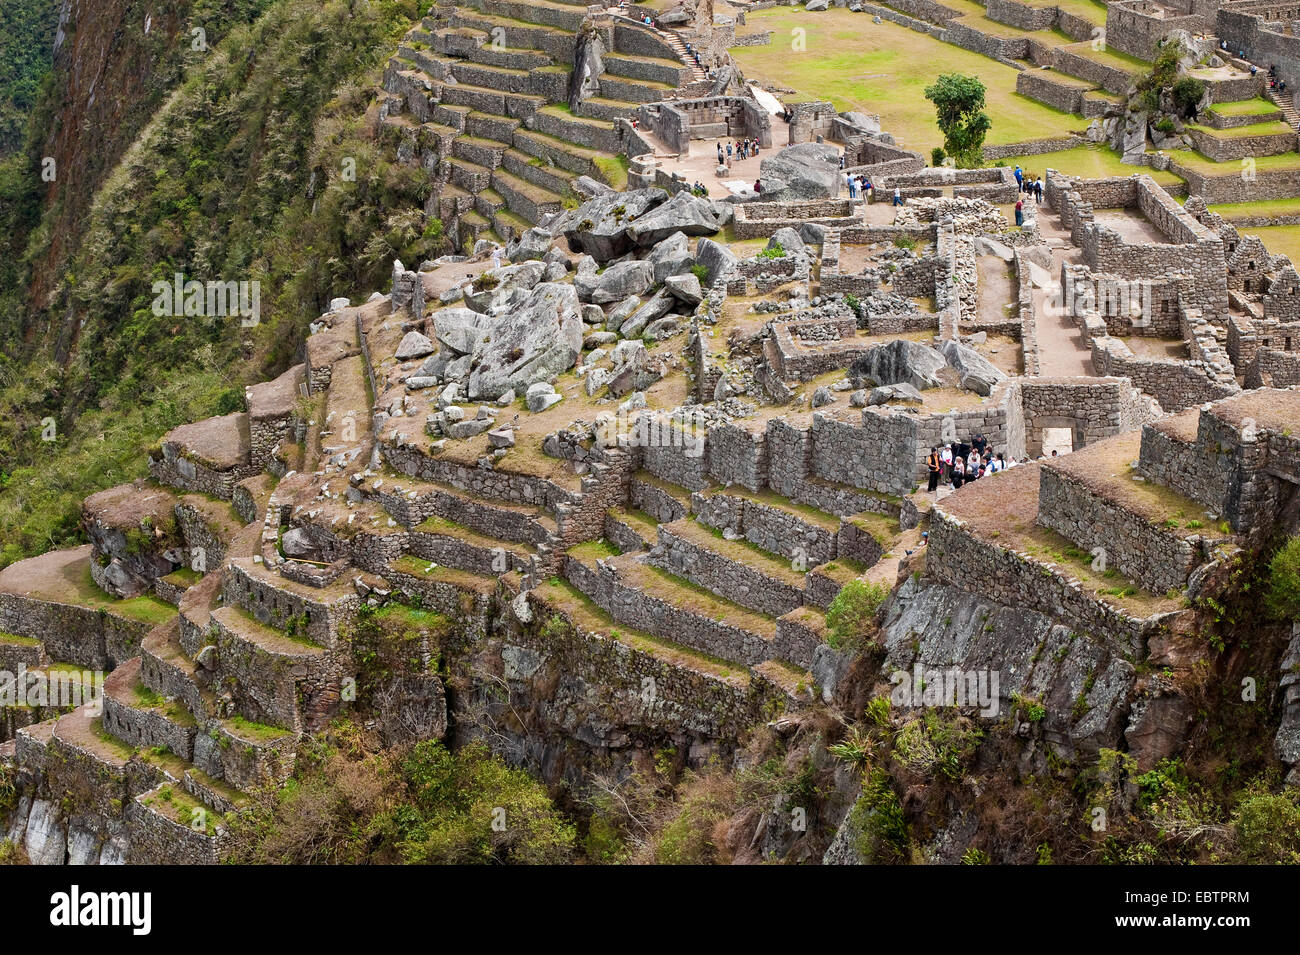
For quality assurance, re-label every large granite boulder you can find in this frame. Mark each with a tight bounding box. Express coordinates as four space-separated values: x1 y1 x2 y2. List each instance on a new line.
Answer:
464 261 546 311
767 226 807 257
466 282 584 399
757 142 841 202
695 237 738 284
619 290 675 339
938 339 1007 396
626 190 722 247
554 188 668 262
664 272 704 306
650 231 695 282
432 307 491 356
849 339 948 391
507 226 554 262
574 258 655 304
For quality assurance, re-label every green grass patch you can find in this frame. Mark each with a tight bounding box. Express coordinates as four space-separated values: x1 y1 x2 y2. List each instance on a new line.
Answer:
995 144 1184 188
1208 98 1281 117
731 8 1082 153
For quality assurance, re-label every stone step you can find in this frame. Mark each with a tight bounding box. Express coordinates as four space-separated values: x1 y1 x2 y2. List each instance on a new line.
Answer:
221 557 359 650
751 659 815 706
439 80 546 117
129 783 225 863
448 11 578 59
196 716 298 791
178 570 223 657
408 513 536 576
209 605 326 732
931 461 1185 650
649 518 808 617
366 471 557 544
690 487 843 568
432 102 474 131
1035 431 1227 596
448 155 495 193
473 0 590 33
531 577 752 687
101 656 199 761
466 110 523 143
459 40 554 72
533 105 619 153
604 507 659 552
595 73 673 104
601 51 692 88
775 606 827 670
50 703 135 773
575 95 643 123
450 60 535 95
501 147 577 196
149 412 258 501
491 208 535 242
511 128 603 178
140 619 219 727
452 134 509 169
563 546 777 666
491 166 567 222
474 187 508 219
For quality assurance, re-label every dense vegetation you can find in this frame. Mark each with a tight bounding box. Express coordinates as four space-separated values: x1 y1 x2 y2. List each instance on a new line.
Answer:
0 0 445 568
0 0 57 158
224 725 576 864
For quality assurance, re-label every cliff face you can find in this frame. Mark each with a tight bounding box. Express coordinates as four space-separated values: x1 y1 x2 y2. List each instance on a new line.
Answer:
27 0 268 350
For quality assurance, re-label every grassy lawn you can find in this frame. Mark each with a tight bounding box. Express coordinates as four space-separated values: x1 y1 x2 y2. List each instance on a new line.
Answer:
1187 120 1295 139
1240 225 1300 264
993 144 1185 188
1209 98 1282 117
1167 149 1300 176
1063 40 1149 73
730 8 1083 153
1021 0 1107 24
1208 196 1300 219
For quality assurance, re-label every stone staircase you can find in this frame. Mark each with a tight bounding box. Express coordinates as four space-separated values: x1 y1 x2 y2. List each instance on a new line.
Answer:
632 18 709 84
379 0 693 249
1266 88 1300 129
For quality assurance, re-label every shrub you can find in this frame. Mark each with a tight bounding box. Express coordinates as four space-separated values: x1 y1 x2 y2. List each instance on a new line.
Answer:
757 242 785 260
1233 791 1300 863
826 579 890 650
690 263 709 283
849 768 909 863
1265 535 1300 621
930 146 947 167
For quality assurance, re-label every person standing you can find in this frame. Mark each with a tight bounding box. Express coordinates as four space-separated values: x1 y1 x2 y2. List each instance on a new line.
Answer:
1014 164 1023 189
847 174 857 200
927 446 943 494
717 142 724 166
1034 177 1043 202
1015 198 1024 227
726 142 732 164
893 186 902 206
951 456 965 489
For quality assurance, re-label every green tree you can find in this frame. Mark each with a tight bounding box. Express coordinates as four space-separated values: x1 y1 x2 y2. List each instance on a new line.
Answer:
923 73 992 168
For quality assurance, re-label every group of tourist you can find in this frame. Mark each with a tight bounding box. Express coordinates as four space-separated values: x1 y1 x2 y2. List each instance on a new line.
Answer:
926 435 1017 493
1013 165 1044 202
925 439 1066 494
716 138 761 167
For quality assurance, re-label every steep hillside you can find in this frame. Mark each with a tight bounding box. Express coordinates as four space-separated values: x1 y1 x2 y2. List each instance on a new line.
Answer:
0 0 58 158
0 0 429 567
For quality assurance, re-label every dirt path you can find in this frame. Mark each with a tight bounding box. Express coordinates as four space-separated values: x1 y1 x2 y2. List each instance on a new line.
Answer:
1030 207 1093 378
